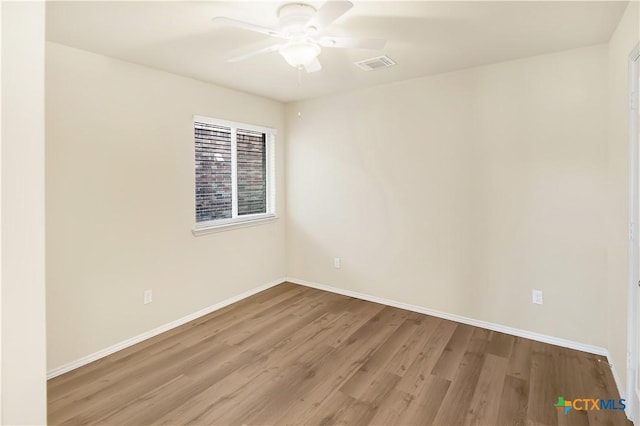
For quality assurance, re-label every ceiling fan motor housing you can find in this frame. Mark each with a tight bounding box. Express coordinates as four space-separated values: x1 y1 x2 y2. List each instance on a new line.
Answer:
278 3 318 37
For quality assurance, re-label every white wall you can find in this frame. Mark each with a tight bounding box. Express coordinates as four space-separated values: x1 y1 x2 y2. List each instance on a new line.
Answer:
46 42 286 370
286 44 609 349
607 1 639 394
1 3 3 419
1 2 47 424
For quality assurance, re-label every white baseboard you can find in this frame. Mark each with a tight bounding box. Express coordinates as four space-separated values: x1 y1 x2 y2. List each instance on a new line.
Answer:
47 277 286 379
605 353 633 422
286 277 609 357
606 352 626 399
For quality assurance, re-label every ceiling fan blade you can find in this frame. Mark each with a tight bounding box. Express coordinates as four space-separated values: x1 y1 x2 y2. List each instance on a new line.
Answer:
318 36 387 50
227 44 283 63
306 1 353 32
305 57 322 73
212 17 285 39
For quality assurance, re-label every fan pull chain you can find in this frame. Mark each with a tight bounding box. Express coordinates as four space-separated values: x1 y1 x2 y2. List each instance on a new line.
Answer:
296 66 303 119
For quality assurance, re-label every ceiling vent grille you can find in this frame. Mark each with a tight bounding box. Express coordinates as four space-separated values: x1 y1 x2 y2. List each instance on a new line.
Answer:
354 55 396 71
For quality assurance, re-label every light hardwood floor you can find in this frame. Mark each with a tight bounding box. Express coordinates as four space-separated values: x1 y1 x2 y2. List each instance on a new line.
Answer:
48 282 632 425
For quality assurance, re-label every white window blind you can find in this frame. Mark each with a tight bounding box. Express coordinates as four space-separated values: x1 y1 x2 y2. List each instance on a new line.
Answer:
195 122 232 221
194 116 276 232
237 129 267 216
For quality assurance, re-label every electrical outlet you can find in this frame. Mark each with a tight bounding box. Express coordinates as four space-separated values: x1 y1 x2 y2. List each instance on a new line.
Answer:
144 289 152 304
334 257 341 268
532 289 543 305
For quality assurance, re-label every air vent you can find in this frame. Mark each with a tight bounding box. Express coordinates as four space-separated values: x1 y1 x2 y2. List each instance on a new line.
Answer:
354 55 396 71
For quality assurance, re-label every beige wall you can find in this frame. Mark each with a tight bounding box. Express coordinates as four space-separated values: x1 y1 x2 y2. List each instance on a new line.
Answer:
46 42 286 370
607 1 639 394
1 2 47 424
286 44 609 348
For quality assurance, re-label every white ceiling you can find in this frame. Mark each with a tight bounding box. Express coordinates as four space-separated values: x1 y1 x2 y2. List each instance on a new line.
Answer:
46 1 629 102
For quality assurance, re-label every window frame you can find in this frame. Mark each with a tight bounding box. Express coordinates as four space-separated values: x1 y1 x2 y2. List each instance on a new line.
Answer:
192 115 277 235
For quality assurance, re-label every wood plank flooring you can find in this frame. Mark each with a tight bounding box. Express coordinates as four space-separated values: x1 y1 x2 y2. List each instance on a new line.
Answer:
48 282 632 425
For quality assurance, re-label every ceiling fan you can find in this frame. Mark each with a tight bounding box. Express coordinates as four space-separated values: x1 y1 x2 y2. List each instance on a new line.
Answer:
212 1 387 73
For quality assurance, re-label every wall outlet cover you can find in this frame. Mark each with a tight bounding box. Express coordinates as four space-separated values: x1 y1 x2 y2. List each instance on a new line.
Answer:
532 289 543 305
144 289 153 304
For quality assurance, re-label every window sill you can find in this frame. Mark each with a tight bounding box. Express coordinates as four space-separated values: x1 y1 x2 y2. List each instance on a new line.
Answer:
192 214 278 236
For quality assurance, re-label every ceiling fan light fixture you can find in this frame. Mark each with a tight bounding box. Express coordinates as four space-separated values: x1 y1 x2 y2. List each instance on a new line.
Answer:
279 41 321 68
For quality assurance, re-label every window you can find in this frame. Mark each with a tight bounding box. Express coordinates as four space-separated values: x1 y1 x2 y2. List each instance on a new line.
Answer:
193 115 276 234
